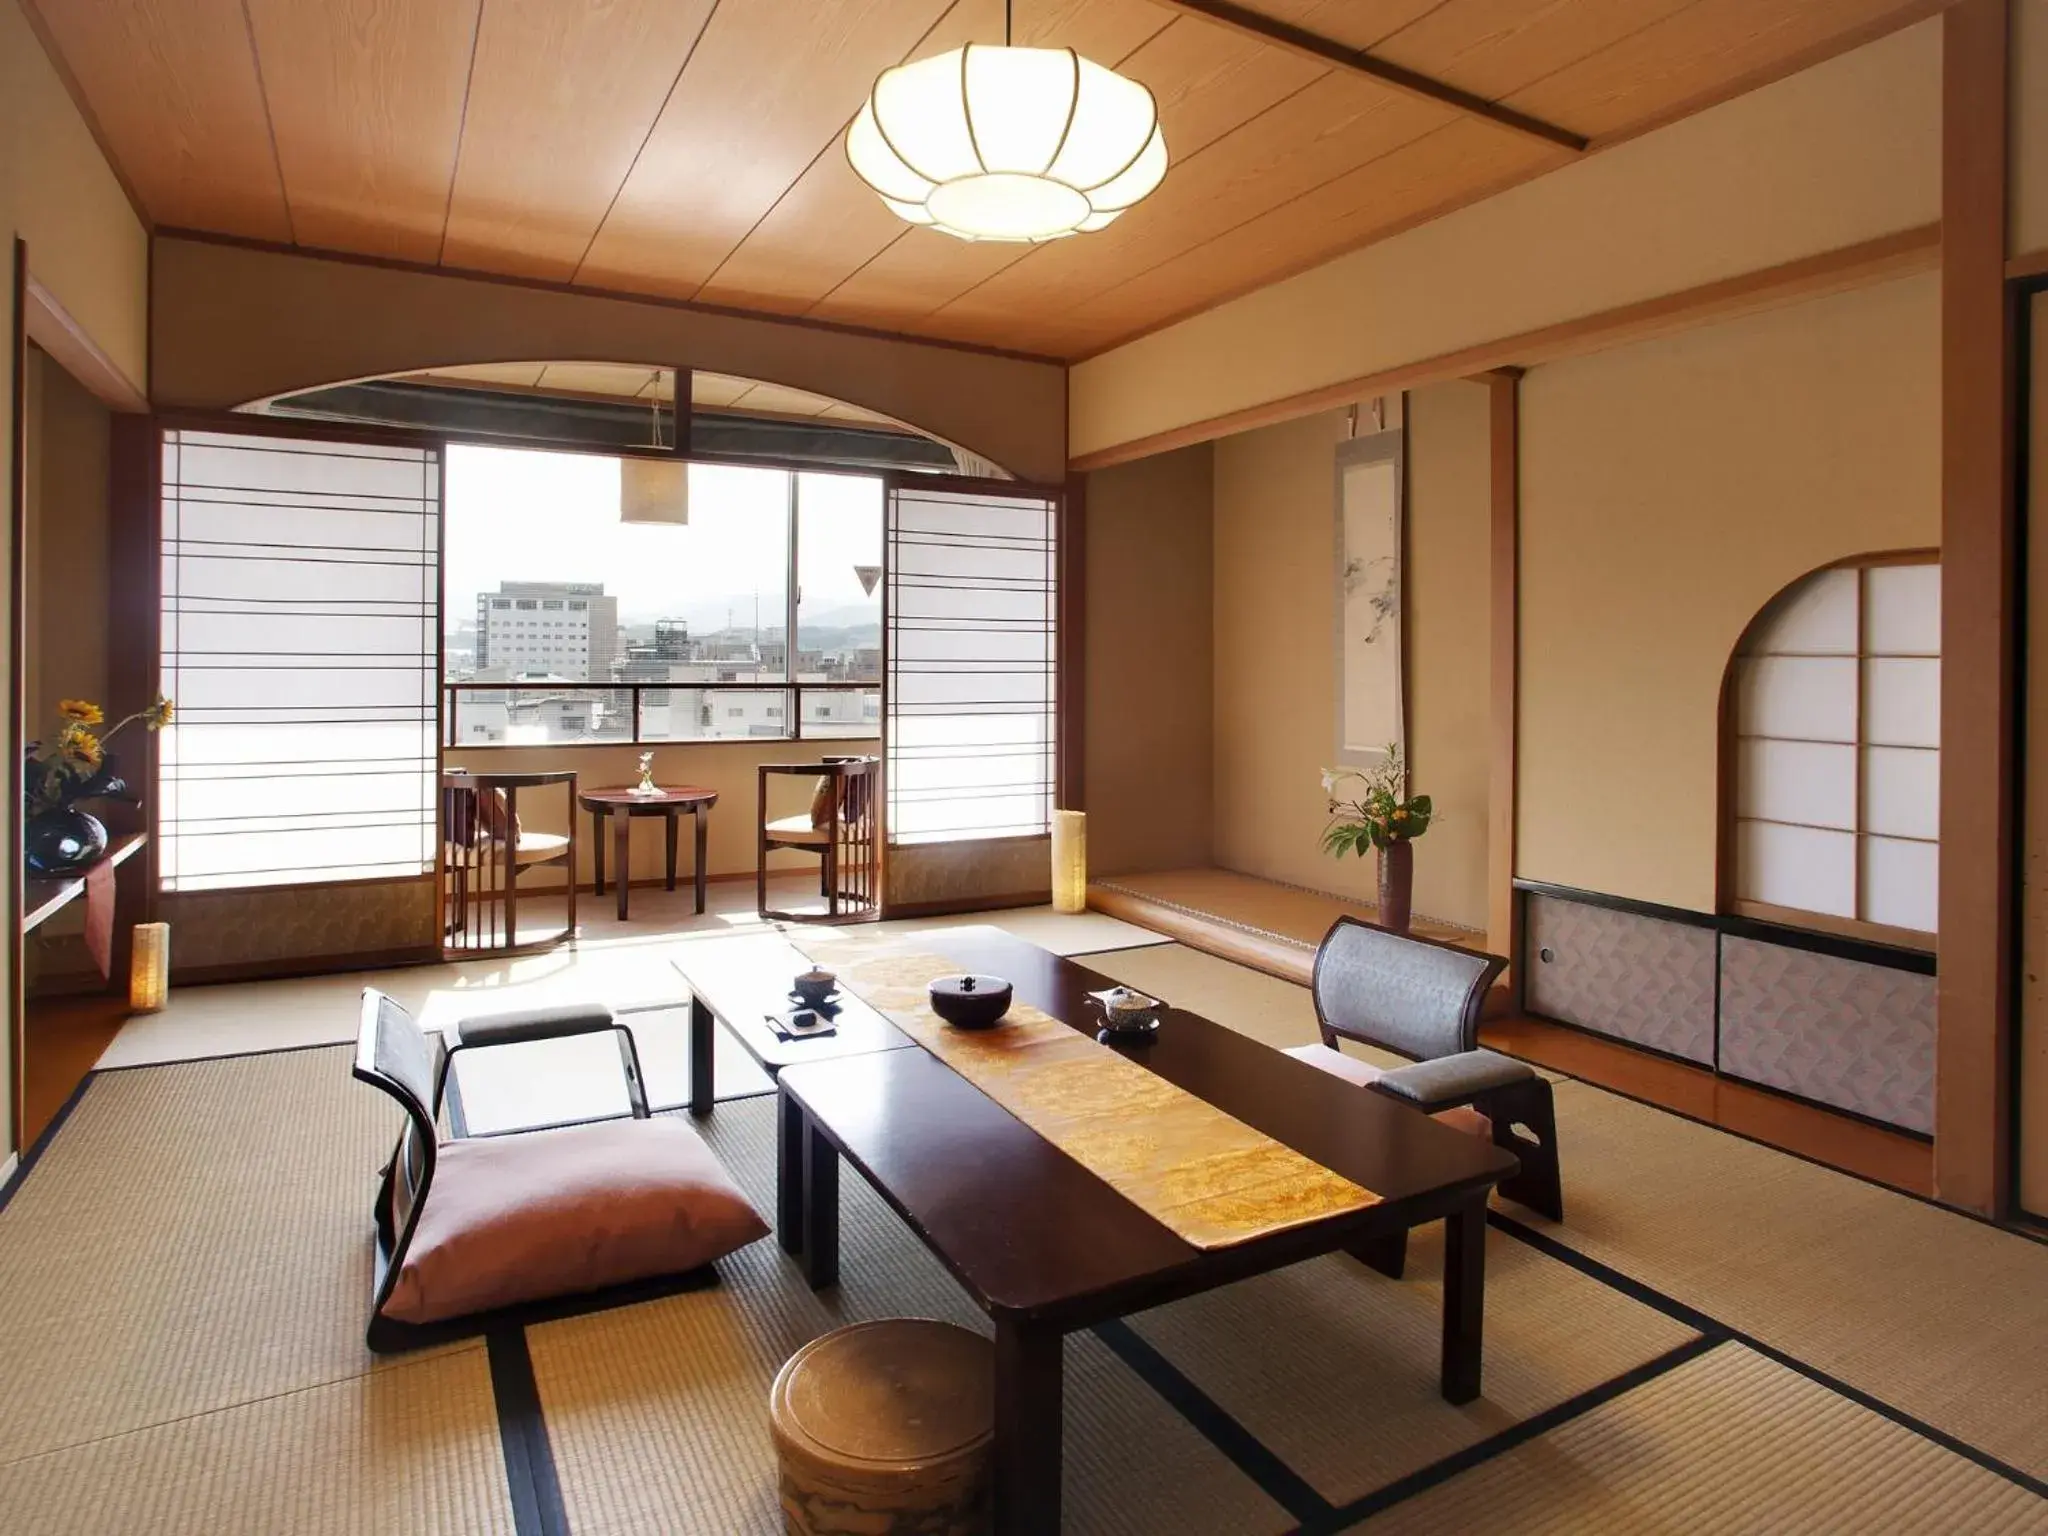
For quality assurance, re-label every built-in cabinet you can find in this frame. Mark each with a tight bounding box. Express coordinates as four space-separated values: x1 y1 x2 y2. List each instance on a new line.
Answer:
1522 884 1935 1135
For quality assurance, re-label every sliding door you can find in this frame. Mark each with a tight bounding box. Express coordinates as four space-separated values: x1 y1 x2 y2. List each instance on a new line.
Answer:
158 427 440 975
884 481 1058 911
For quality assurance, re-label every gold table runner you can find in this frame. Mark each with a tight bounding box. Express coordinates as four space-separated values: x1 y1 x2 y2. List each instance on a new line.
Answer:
794 935 1377 1249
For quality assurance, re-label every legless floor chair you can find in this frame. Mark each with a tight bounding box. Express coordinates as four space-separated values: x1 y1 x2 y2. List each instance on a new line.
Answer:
352 989 767 1352
1286 917 1563 1279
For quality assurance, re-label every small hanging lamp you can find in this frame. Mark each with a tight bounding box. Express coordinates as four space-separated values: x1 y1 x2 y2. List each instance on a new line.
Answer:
846 1 1168 243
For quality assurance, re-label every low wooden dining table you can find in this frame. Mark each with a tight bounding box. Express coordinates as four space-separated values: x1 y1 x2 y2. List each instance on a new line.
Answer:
684 925 1518 1536
580 785 717 919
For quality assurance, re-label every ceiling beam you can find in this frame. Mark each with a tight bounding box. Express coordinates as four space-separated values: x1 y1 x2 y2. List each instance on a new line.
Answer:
1148 0 1588 154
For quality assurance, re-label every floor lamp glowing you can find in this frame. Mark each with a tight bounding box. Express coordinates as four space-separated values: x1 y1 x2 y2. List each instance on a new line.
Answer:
130 922 169 1013
1051 810 1087 914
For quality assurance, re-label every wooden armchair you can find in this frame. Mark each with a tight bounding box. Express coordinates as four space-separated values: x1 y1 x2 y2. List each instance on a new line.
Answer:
757 756 880 923
441 768 578 956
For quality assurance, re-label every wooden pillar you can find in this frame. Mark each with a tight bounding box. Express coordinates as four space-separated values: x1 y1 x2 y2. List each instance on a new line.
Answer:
1057 472 1087 812
7 240 26 1156
1486 369 1523 996
1935 0 2016 1215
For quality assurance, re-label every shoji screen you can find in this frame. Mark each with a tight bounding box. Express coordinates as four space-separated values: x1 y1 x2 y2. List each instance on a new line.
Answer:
1732 560 1938 934
885 485 1056 844
159 429 439 891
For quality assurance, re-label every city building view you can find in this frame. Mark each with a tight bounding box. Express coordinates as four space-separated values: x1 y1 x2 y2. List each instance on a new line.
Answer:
443 446 883 746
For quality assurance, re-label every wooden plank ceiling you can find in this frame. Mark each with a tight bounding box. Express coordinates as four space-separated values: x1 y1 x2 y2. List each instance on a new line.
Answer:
30 0 1937 360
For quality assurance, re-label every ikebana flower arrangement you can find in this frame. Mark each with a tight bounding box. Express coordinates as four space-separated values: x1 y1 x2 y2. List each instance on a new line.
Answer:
1321 744 1431 933
24 695 173 875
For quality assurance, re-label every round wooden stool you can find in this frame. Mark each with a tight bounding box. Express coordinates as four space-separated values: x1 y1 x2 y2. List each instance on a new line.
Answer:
769 1318 994 1536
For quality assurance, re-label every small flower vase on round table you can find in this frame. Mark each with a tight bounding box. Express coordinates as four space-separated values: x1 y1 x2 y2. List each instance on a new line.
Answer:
1377 838 1414 935
25 806 109 877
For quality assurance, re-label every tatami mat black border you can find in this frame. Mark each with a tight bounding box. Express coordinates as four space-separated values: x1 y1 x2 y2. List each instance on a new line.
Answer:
1489 1211 2048 1500
487 1329 570 1536
1308 1333 1727 1533
8 1024 2044 1529
1092 1316 1334 1524
93 1037 355 1071
0 1069 94 1214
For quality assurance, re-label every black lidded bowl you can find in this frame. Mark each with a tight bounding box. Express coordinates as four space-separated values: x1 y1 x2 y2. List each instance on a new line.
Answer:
927 973 1014 1029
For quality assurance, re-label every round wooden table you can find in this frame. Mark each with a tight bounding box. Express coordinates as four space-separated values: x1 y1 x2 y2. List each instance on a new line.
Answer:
579 785 718 920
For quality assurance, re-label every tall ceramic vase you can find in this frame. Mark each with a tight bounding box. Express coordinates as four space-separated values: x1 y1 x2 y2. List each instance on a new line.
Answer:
1377 838 1413 934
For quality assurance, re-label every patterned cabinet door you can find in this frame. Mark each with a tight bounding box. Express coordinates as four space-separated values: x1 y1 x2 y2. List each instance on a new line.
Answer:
1718 936 1935 1133
1523 895 1717 1064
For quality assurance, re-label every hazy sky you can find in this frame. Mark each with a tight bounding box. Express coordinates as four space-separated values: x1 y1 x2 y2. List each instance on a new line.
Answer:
444 444 883 629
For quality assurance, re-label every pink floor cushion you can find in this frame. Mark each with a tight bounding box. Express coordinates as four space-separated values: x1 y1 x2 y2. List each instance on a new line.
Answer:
383 1116 768 1325
1285 1043 1492 1138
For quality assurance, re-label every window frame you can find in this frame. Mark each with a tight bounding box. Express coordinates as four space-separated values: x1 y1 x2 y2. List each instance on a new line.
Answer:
1719 548 1940 954
442 457 893 750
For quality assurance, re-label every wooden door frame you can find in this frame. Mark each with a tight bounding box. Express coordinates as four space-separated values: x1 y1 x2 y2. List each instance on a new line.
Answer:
7 239 26 1157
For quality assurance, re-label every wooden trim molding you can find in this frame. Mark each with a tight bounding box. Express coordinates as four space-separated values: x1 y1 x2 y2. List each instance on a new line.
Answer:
1486 369 1521 1002
21 277 147 414
1057 475 1086 812
1934 0 2015 1218
107 415 162 910
1147 0 1585 153
2008 248 2048 282
1068 223 1943 472
7 239 26 1154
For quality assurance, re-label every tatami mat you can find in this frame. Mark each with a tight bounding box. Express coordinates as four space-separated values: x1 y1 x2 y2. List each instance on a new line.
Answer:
527 1095 1293 1536
1127 1222 1700 1506
100 899 1167 1071
448 1005 774 1136
1542 1079 2048 1481
1353 1343 2047 1533
0 1345 513 1536
0 1046 413 1464
1080 943 1333 1052
880 904 1171 957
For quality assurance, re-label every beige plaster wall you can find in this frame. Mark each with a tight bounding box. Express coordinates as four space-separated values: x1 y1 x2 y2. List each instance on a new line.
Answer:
1070 20 1940 464
1083 443 1214 876
1516 272 1940 913
150 236 1068 485
2016 0 2048 257
1211 383 1491 929
24 349 110 732
2 0 149 1156
1403 381 1492 931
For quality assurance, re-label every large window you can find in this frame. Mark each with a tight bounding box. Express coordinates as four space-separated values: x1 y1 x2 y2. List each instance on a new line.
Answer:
1731 559 1938 939
443 446 880 746
159 430 439 890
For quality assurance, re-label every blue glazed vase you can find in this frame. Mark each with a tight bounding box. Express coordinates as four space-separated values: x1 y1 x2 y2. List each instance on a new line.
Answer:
25 806 109 876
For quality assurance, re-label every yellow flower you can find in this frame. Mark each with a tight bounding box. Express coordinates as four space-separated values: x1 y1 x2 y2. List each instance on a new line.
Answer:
58 699 103 726
59 724 103 771
1393 808 1408 821
143 695 174 730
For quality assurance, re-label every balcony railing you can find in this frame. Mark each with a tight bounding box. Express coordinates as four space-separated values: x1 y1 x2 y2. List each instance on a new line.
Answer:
443 679 881 748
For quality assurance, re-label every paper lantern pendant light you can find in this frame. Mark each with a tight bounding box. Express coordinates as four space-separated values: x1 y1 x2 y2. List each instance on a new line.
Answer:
848 40 1168 243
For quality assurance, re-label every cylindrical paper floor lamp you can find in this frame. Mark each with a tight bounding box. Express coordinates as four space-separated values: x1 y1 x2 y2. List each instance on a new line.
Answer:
1051 810 1087 914
130 922 169 1013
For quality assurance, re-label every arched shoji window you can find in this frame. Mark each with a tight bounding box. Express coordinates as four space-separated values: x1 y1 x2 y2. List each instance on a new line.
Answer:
1729 557 1939 943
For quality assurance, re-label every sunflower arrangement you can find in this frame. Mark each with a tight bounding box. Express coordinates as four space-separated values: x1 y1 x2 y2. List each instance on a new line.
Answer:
26 695 174 815
1319 743 1431 858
